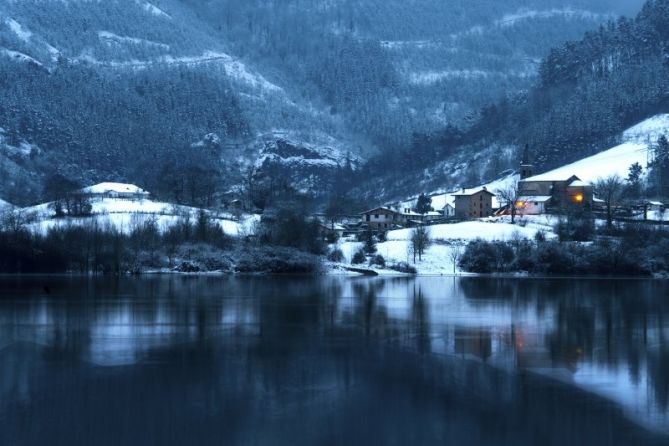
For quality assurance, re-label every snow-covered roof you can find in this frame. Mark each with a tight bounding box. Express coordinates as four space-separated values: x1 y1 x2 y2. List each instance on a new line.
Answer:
521 173 579 183
361 206 397 215
517 195 552 203
425 211 442 216
320 222 346 231
648 200 664 206
567 180 591 187
452 187 495 197
0 198 12 210
81 182 149 195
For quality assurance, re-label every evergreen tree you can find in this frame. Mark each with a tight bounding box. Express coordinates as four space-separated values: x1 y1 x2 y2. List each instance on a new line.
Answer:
654 135 669 196
626 162 644 198
415 194 433 215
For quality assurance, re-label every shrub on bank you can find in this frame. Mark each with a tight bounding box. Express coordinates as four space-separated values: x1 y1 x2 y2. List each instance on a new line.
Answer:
459 236 660 276
327 248 345 263
235 246 321 274
388 262 417 274
351 249 367 265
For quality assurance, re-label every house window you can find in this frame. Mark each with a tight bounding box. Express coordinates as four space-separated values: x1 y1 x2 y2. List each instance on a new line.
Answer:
366 215 370 222
374 214 379 219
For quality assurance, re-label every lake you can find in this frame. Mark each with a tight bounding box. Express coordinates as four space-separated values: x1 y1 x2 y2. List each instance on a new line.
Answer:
1 275 669 445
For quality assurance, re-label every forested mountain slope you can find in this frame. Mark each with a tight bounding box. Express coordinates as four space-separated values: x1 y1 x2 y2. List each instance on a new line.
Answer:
0 0 646 204
357 0 669 203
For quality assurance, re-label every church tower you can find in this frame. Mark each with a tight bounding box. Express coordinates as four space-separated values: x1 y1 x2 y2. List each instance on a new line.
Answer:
519 144 535 180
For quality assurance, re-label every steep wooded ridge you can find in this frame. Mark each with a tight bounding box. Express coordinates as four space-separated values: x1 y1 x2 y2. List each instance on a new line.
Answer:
0 0 647 204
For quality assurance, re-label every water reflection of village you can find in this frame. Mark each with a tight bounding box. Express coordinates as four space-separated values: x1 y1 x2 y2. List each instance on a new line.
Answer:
1 276 669 444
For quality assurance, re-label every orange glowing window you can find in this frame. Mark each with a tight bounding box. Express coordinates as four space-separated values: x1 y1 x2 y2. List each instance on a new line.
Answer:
573 194 584 203
516 201 525 208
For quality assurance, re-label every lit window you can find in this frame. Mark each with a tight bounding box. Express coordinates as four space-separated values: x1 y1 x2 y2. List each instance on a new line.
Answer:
573 194 584 203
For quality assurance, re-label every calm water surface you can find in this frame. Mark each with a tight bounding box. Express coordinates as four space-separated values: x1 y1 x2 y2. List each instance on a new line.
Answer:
1 275 669 445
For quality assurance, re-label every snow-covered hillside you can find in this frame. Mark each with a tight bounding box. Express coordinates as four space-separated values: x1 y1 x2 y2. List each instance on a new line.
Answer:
526 115 669 183
16 189 259 237
0 198 12 211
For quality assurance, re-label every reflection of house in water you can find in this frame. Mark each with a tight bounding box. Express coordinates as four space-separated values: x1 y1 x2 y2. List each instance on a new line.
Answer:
512 326 580 372
454 327 492 361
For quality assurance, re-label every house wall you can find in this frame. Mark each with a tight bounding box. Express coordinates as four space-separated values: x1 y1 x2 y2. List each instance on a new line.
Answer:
517 201 546 215
363 210 398 229
518 181 555 197
442 205 455 218
455 192 493 219
519 179 593 209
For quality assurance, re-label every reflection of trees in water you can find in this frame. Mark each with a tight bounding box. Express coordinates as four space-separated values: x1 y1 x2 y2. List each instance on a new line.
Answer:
2 276 669 444
459 278 669 412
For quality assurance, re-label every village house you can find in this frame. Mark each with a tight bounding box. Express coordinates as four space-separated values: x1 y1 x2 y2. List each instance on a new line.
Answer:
516 174 593 214
361 207 402 230
424 211 443 222
318 222 346 240
453 187 495 219
441 202 456 218
81 182 150 200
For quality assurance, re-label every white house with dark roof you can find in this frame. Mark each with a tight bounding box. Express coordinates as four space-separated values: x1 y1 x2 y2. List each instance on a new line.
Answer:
81 183 150 200
361 207 402 230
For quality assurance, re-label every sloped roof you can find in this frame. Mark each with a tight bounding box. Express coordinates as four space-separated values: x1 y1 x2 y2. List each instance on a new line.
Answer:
361 206 397 215
452 187 495 197
517 195 552 203
567 180 591 187
520 173 580 183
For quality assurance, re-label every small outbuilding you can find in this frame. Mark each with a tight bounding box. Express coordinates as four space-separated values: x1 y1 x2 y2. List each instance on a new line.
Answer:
515 196 552 216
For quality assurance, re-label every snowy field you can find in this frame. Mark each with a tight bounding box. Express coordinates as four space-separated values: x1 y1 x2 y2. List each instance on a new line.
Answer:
16 197 258 237
525 114 669 184
336 217 557 275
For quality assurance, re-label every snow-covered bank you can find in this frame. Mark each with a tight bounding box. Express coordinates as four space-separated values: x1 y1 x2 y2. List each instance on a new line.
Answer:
335 217 557 276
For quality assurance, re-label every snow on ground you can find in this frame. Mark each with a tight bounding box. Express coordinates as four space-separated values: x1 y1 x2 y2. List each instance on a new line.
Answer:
18 197 259 237
0 198 12 211
388 220 550 243
336 217 556 275
527 114 669 184
75 51 282 93
0 48 43 66
622 114 669 143
6 18 32 42
81 182 148 195
496 8 603 27
136 0 172 19
399 174 518 213
98 31 170 50
526 142 649 183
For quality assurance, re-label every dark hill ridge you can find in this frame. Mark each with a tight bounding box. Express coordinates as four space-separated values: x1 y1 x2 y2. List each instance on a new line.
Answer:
0 0 647 204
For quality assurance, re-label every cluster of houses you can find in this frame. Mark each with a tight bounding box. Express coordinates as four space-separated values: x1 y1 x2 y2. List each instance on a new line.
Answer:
320 157 605 236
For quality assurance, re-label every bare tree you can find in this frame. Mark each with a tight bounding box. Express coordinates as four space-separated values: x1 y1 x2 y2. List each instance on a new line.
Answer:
410 226 430 263
594 175 625 229
449 245 462 274
496 185 520 224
